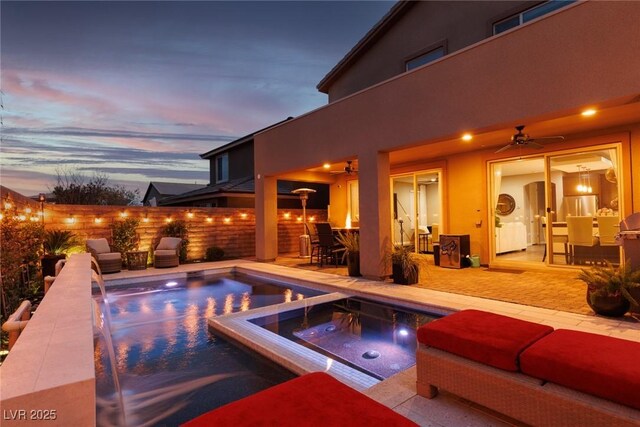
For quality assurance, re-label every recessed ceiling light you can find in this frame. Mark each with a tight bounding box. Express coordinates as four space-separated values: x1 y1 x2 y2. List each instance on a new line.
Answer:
323 163 330 169
462 133 473 141
581 109 597 117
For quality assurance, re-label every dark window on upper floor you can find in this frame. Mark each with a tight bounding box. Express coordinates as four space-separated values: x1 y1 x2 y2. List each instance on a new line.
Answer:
215 153 229 183
405 45 446 72
493 0 575 35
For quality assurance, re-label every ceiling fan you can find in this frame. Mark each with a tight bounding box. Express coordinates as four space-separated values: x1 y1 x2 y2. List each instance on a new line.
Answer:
495 125 565 153
343 160 358 175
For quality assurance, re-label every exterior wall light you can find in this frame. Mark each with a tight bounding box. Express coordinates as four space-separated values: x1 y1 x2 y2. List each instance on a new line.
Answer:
283 212 291 219
240 212 248 219
66 215 76 224
187 210 194 219
95 217 103 224
206 217 213 223
18 214 27 221
309 216 316 222
223 217 231 224
165 217 173 223
120 210 127 218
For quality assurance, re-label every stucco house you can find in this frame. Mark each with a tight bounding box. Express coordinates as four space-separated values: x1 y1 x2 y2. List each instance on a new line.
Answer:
253 0 640 279
160 118 329 209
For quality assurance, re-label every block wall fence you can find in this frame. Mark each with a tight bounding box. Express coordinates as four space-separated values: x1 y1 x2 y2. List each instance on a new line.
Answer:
1 186 326 260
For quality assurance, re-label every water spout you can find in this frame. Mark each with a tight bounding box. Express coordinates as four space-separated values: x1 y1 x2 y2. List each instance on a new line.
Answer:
92 270 127 426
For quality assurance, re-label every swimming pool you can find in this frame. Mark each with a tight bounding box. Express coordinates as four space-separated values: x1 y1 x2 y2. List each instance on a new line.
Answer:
94 272 324 426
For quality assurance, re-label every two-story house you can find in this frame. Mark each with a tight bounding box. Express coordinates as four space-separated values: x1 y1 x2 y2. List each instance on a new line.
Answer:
252 0 640 279
159 118 329 209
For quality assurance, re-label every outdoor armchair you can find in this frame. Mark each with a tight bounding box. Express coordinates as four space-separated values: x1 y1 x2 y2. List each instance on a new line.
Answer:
154 237 182 268
86 238 122 274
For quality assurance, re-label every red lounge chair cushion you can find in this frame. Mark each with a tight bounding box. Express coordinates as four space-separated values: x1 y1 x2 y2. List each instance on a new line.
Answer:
417 309 553 371
520 329 640 410
181 372 418 427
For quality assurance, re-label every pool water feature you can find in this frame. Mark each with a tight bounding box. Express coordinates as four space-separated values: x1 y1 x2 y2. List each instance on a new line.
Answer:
250 297 439 380
95 273 324 426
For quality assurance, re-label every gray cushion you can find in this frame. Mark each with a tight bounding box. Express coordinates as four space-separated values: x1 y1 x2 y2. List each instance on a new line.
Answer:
155 249 177 257
97 252 121 261
156 237 181 250
87 238 111 254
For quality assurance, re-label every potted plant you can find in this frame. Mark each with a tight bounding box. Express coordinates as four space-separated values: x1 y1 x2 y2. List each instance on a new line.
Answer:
335 231 360 277
42 229 79 277
111 218 140 266
578 261 640 317
390 245 419 285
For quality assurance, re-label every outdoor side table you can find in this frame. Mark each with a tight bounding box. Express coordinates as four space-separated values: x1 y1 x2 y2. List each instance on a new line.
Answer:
127 250 149 270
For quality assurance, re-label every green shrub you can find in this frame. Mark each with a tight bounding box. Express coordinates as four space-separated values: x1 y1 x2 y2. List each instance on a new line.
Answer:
205 246 225 261
111 218 140 257
43 229 80 255
161 220 189 262
1 215 44 321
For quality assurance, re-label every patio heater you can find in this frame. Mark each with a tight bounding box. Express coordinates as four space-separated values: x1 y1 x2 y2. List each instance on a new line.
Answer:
292 188 316 258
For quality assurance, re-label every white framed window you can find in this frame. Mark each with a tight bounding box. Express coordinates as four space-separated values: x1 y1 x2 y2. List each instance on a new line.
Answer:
405 46 445 71
493 1 575 35
215 153 229 183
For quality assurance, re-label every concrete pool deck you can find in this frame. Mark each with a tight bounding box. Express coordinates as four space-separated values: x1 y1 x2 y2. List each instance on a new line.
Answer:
103 259 640 426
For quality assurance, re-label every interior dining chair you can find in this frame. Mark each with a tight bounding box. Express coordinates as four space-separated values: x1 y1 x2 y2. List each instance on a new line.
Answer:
566 216 599 265
428 223 439 253
596 215 620 265
541 216 569 263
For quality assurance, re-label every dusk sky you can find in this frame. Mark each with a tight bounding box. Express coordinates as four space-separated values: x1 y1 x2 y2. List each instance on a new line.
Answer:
1 1 393 198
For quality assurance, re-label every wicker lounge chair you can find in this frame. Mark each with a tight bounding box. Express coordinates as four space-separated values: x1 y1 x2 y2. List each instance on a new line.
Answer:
86 238 122 274
154 237 181 268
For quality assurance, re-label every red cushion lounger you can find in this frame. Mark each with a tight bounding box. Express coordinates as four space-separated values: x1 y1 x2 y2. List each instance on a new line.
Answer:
182 372 418 427
520 329 640 410
417 309 553 371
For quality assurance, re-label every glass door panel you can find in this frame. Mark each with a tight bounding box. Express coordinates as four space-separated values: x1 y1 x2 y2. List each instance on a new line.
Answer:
491 157 545 264
392 170 442 253
392 175 414 248
547 148 621 266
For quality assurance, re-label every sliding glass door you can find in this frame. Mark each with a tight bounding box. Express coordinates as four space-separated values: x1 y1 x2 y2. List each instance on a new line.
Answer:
391 170 442 253
490 144 622 267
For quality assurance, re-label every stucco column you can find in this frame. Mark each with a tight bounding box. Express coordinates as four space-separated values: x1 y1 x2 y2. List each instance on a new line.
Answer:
358 151 391 279
255 175 278 261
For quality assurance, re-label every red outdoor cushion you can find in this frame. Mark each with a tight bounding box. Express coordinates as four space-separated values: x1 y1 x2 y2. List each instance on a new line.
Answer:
181 372 418 427
520 329 640 410
417 309 553 371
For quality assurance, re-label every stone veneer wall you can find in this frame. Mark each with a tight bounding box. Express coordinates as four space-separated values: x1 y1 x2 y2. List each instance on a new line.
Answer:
0 187 327 259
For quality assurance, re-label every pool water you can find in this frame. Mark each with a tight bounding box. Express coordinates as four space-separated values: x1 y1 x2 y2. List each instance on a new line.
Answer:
95 273 324 426
250 297 439 380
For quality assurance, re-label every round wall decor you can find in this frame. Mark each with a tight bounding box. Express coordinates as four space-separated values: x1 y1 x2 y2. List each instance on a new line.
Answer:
496 193 516 216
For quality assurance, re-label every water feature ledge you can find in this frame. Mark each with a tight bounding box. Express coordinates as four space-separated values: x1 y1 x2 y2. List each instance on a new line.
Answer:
0 253 95 426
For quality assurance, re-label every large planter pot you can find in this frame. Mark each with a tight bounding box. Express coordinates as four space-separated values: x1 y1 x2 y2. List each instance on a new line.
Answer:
392 262 419 285
41 254 66 277
586 290 630 317
346 252 360 277
628 287 640 314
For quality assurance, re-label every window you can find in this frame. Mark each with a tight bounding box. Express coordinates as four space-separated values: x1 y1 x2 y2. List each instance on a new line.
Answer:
215 153 229 183
493 1 575 35
405 46 445 71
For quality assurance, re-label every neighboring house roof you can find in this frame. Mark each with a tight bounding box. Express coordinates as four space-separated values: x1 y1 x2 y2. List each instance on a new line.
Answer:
143 182 207 203
200 117 294 160
316 0 415 94
158 176 303 205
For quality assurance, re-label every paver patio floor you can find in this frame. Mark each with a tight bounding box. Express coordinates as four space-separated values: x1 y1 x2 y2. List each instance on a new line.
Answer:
274 254 593 315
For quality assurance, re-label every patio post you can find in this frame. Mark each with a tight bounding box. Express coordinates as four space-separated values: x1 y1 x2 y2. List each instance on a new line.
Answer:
358 151 392 280
255 174 278 261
